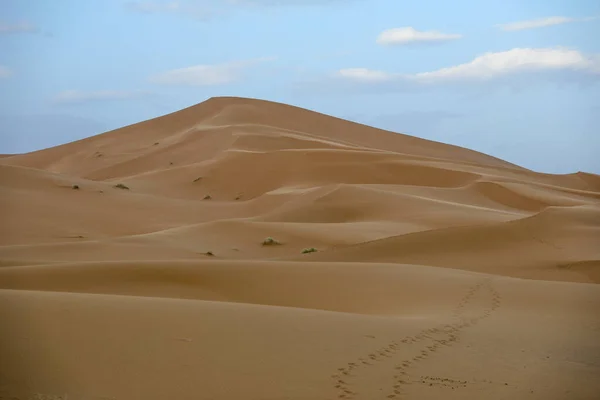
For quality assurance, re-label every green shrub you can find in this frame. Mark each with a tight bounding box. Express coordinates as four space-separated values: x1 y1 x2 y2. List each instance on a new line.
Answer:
302 247 318 254
262 237 281 246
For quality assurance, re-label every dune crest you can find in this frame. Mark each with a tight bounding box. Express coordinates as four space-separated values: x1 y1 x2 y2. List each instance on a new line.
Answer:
1 97 599 400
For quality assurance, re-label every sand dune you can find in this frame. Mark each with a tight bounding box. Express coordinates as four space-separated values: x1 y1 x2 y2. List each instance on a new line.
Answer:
1 97 599 400
285 205 600 283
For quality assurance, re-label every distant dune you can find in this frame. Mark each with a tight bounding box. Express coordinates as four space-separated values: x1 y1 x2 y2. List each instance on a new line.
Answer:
1 97 599 400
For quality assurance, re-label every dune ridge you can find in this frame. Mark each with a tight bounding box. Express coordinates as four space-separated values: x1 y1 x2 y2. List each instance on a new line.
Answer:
1 96 599 400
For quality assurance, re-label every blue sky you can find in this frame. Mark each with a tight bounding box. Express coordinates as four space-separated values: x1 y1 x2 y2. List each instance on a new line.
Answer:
1 0 599 173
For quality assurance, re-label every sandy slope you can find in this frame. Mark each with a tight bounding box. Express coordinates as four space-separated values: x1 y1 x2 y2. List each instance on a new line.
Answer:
1 97 599 400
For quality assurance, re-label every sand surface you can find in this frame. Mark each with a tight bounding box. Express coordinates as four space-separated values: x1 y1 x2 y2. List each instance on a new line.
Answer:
1 97 599 400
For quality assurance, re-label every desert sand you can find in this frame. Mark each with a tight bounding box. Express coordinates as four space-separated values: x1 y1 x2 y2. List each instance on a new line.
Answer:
1 96 599 400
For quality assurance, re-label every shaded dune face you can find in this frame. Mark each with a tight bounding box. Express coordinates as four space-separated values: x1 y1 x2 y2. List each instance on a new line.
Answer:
1 97 599 400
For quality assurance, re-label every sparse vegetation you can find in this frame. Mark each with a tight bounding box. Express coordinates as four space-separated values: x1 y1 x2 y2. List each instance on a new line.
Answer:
302 247 318 254
169 161 174 165
205 251 214 256
203 194 212 200
263 236 281 246
154 142 159 145
72 184 79 190
114 183 130 190
30 394 68 400
193 176 202 182
235 194 242 200
262 237 281 246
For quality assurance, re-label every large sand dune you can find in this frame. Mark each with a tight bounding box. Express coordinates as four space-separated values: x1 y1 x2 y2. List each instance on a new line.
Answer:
1 97 599 400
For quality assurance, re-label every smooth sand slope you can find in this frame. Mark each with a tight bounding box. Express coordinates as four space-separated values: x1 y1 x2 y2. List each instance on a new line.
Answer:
1 96 599 400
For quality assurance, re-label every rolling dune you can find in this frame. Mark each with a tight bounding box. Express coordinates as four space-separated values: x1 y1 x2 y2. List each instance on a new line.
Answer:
1 97 599 400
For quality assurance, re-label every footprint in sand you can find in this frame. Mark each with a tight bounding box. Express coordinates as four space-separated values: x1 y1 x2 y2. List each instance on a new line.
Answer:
329 279 502 400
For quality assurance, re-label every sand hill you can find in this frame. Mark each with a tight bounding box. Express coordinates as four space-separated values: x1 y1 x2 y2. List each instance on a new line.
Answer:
1 96 599 400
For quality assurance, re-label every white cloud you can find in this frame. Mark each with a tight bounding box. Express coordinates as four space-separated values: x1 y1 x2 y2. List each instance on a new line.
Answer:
126 0 354 19
125 1 216 19
227 0 353 5
377 27 462 46
0 66 12 78
497 16 598 31
0 21 38 34
413 48 600 82
335 48 600 86
149 57 276 86
126 1 182 13
53 90 151 104
337 68 392 82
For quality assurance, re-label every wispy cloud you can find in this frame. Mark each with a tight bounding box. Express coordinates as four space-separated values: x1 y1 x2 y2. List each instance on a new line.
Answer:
496 16 598 31
377 27 462 46
126 0 358 19
149 57 276 86
0 66 12 78
337 48 600 84
125 1 216 20
0 21 38 34
412 47 600 82
126 1 180 13
227 0 357 6
298 47 600 95
337 68 391 82
53 90 152 104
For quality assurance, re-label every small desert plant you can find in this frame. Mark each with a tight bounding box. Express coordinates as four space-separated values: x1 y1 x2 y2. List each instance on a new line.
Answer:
203 194 212 200
302 247 318 254
114 183 130 190
205 251 214 256
30 394 68 400
72 184 79 190
262 237 281 246
154 142 159 145
235 194 242 200
193 176 202 182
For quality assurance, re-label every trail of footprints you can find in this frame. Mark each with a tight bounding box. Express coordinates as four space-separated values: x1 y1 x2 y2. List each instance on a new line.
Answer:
331 279 502 399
